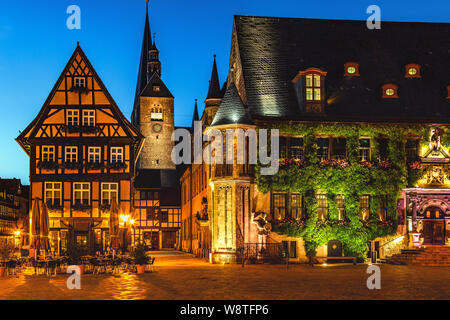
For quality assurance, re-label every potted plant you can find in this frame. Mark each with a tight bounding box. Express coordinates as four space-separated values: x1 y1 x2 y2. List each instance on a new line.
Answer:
0 241 14 278
67 244 87 274
132 244 150 274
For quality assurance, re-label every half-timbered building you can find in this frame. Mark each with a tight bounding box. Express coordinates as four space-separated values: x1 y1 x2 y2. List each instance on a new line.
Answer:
16 44 144 254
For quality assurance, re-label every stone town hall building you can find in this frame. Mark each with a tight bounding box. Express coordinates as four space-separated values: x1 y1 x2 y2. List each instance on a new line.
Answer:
181 16 450 264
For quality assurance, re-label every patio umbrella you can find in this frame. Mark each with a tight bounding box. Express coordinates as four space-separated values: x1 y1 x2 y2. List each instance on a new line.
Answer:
109 198 120 251
40 201 50 254
30 199 41 256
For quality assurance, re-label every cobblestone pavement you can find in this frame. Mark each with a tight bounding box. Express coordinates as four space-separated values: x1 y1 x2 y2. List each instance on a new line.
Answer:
0 251 448 300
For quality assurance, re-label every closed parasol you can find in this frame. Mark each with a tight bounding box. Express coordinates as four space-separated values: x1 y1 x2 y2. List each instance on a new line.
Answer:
30 199 41 254
40 201 50 253
109 198 120 250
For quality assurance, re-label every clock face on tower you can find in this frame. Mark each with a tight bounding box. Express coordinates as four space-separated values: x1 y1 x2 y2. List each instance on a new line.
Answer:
152 123 162 133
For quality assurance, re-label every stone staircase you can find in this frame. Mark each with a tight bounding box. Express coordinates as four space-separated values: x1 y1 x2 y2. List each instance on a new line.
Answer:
384 246 450 266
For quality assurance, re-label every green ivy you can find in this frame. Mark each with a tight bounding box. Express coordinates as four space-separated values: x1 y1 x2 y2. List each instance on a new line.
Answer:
257 122 432 257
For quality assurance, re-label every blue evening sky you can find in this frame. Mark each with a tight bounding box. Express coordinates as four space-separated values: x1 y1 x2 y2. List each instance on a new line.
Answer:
0 0 449 183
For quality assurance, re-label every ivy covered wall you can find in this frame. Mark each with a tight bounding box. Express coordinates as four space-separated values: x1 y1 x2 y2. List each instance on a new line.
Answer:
256 122 433 257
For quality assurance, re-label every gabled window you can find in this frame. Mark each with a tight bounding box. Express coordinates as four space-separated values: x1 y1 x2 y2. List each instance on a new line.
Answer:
405 64 421 78
73 183 90 205
42 146 55 162
382 84 399 98
110 147 123 163
359 139 371 162
67 110 79 126
74 77 86 88
82 110 95 126
344 62 360 76
292 68 327 113
88 147 101 163
65 146 77 163
101 183 118 205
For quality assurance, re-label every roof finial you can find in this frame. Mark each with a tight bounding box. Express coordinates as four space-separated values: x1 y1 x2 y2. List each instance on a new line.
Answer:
213 54 216 59
153 33 156 42
77 41 80 47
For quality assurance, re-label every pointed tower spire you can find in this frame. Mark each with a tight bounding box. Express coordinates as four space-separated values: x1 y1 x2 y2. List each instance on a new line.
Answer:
206 55 221 100
192 99 199 128
133 1 152 124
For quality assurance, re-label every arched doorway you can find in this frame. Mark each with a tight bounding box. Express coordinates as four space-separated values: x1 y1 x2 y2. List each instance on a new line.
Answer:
422 206 445 245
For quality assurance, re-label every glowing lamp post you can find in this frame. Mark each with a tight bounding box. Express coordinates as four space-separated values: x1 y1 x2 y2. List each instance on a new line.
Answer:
120 214 130 252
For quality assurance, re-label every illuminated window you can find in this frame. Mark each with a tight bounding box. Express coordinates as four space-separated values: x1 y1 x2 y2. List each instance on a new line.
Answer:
305 73 322 101
317 193 328 221
359 195 370 220
289 137 304 159
359 139 371 161
88 147 101 163
73 183 90 205
405 64 421 78
74 77 86 88
317 138 329 160
65 146 78 163
45 182 62 206
290 194 303 219
273 193 286 220
82 110 95 126
382 84 399 98
151 108 163 121
110 147 123 163
101 183 118 205
336 195 345 220
67 110 79 126
42 146 55 162
153 85 161 92
344 62 360 76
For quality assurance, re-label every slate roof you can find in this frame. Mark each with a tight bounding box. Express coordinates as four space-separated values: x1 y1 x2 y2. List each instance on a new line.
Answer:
141 72 174 98
233 15 450 122
206 55 222 99
211 82 253 126
134 169 182 189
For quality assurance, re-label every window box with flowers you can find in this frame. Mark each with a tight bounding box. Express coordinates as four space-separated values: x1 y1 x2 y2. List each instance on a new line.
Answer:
71 202 92 212
109 162 127 170
86 162 104 170
63 161 82 170
37 161 59 170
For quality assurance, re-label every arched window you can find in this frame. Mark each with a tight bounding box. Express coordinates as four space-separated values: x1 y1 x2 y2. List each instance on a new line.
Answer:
405 63 421 78
381 84 399 98
344 62 360 76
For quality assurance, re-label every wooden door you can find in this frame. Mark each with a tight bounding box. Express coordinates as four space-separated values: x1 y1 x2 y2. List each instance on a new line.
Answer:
162 231 176 249
327 240 343 257
423 221 434 244
433 221 445 244
150 232 159 250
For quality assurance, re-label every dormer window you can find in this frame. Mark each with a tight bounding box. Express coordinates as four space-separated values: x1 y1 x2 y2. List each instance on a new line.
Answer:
405 64 421 78
382 84 399 98
344 62 360 76
292 68 327 113
74 77 86 88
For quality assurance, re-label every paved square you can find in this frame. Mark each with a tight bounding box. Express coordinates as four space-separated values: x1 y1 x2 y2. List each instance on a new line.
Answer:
0 252 448 300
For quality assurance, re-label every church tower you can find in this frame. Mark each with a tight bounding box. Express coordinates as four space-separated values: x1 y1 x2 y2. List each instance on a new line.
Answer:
132 2 175 170
202 55 223 126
